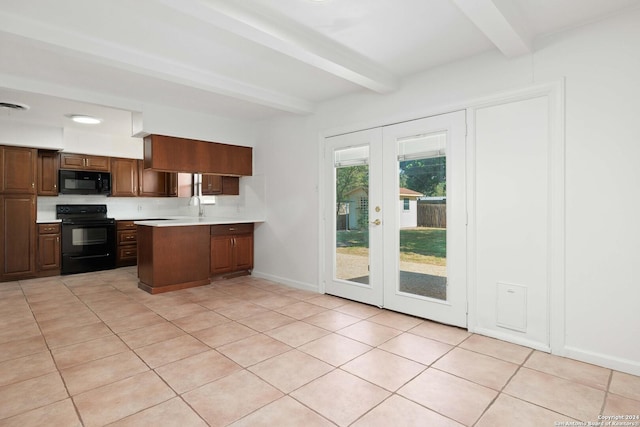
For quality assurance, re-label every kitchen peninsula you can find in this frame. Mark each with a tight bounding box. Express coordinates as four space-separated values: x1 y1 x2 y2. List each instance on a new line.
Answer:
135 217 262 294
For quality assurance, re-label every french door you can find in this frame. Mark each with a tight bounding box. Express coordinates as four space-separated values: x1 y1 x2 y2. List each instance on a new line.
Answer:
324 111 467 327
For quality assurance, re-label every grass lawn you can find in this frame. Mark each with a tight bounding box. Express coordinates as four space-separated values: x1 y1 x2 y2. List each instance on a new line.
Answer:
336 227 446 266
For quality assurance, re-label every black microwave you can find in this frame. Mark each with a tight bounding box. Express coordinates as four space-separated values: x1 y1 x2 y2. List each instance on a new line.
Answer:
59 170 111 195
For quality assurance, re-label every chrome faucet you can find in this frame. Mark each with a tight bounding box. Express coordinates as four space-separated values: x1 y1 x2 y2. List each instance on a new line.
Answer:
188 174 205 217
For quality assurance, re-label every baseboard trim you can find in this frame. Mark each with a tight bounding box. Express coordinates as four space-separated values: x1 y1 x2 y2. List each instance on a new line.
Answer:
251 271 318 293
560 346 640 377
470 327 551 353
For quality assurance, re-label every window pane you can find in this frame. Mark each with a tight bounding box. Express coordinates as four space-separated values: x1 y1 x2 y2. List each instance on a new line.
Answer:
398 134 447 300
335 148 370 285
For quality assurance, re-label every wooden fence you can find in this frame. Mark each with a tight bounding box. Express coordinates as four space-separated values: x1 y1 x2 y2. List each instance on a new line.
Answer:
417 201 446 228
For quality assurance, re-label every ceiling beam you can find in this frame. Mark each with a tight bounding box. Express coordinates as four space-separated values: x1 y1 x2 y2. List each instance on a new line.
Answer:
156 0 399 94
0 11 315 115
451 0 532 57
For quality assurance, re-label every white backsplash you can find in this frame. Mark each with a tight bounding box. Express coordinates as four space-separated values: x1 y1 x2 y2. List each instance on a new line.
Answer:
37 174 266 222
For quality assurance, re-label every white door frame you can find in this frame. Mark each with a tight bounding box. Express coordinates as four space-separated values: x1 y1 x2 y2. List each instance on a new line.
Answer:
323 128 384 307
382 112 467 327
322 113 467 327
465 81 565 352
318 80 565 354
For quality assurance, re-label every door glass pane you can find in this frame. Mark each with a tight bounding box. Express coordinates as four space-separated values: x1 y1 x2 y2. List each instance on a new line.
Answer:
397 132 447 300
335 146 370 284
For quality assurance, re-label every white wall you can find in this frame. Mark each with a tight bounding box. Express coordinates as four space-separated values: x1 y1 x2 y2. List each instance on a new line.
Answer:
0 121 63 149
252 116 319 290
134 104 258 148
63 128 142 159
254 9 640 375
534 11 640 373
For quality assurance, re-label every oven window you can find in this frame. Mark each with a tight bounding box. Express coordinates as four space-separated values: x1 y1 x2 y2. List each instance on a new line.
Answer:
64 178 96 190
72 228 107 246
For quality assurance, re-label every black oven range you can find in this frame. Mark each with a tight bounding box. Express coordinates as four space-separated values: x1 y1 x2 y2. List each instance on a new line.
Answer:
56 204 116 275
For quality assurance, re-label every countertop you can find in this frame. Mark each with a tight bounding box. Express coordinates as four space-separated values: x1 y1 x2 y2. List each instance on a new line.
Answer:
36 216 265 226
134 217 264 227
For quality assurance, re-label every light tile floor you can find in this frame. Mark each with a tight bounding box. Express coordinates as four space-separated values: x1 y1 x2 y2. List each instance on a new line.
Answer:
0 267 638 426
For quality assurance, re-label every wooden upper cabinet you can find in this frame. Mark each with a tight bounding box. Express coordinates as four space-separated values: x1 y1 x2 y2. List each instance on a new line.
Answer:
143 134 252 176
202 175 222 195
60 153 110 172
168 173 193 197
138 160 170 197
202 175 239 196
1 146 36 194
220 176 239 195
37 150 59 196
110 158 138 197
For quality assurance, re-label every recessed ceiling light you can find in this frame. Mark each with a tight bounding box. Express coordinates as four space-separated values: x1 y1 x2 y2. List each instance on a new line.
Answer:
67 114 102 124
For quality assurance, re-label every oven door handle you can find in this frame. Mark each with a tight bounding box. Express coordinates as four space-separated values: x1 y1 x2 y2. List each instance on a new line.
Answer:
69 253 111 260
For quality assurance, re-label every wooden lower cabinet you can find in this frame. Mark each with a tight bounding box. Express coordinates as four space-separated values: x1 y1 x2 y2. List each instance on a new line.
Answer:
210 223 253 277
1 195 36 280
137 225 210 294
116 220 137 266
37 223 60 276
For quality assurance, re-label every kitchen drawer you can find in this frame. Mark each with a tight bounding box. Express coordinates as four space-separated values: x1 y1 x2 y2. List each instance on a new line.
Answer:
210 223 253 236
117 230 137 245
118 246 137 261
117 220 137 230
38 223 60 234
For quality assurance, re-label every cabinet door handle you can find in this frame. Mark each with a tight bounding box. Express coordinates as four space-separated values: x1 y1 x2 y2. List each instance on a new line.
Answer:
56 237 59 242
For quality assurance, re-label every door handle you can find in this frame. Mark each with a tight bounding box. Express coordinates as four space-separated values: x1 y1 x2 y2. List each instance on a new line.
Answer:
370 219 381 226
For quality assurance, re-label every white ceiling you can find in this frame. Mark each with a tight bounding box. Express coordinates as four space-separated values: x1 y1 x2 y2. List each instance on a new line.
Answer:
0 0 639 132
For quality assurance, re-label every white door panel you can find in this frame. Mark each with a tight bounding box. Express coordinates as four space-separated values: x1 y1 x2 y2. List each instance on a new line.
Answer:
382 112 467 327
324 111 467 328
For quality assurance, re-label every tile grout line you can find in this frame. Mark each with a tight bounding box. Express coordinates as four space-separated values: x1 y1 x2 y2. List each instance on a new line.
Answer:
6 271 638 426
470 346 535 427
19 278 87 427
599 369 614 417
